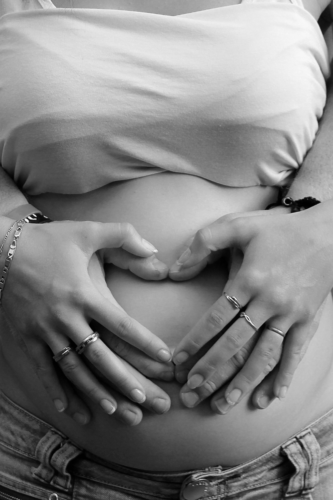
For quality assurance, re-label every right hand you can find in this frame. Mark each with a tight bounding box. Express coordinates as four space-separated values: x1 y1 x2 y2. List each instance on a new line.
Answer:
0 219 173 426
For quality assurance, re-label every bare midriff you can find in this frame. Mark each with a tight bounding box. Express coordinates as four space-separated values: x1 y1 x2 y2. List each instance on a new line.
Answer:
0 172 333 471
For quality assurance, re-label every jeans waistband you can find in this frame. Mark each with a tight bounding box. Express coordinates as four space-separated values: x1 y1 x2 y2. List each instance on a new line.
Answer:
0 391 333 499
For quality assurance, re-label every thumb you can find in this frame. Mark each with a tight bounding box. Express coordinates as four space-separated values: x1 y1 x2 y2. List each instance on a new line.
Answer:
170 216 251 272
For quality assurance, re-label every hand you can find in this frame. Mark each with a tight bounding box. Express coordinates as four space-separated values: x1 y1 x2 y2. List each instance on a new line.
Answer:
1 219 173 425
169 202 333 413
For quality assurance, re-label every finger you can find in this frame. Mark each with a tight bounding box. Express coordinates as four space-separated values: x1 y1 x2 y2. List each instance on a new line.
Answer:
171 217 253 270
68 324 150 404
169 256 209 281
88 291 172 363
31 342 70 415
56 347 127 414
272 323 313 400
117 356 171 415
106 251 168 280
57 375 92 425
88 221 159 258
179 333 259 407
184 304 268 390
211 324 287 414
179 356 242 408
50 333 123 415
101 330 175 382
174 346 206 384
252 366 279 409
172 286 249 366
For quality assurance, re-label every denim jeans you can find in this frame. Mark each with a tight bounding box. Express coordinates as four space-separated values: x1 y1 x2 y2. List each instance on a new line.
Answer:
0 391 333 500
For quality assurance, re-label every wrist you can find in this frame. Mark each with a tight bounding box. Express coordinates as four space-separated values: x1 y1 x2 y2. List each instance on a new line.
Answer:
4 204 53 224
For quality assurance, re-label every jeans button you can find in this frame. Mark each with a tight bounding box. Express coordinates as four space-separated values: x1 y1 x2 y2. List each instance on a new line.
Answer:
49 494 59 500
181 481 208 500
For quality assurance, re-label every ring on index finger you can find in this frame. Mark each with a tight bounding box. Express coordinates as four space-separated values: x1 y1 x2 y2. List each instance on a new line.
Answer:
53 346 72 363
76 332 100 355
224 292 243 310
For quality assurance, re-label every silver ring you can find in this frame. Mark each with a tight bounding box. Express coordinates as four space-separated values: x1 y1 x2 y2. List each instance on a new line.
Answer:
267 326 285 338
224 292 242 310
53 346 72 363
76 332 100 355
240 312 258 332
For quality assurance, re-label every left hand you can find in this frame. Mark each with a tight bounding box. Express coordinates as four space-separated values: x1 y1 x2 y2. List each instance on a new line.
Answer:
169 202 333 414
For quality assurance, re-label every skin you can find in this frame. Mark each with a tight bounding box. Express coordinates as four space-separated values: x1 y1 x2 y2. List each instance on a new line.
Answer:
170 32 333 413
1 0 333 428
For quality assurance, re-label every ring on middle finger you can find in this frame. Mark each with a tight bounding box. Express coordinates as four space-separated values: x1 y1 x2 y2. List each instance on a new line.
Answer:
239 312 258 332
224 292 243 310
76 332 100 355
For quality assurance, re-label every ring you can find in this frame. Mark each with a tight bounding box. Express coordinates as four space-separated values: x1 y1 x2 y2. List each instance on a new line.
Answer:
76 332 100 355
240 312 258 332
53 346 72 363
224 292 242 310
267 326 285 338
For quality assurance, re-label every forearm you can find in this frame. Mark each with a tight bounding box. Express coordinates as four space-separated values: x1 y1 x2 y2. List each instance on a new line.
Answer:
0 167 27 216
288 77 333 201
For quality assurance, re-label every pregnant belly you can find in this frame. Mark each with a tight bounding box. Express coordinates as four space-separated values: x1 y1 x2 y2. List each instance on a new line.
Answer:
2 173 333 471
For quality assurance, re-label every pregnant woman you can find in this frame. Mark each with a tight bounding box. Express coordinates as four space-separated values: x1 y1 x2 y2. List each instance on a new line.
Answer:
0 0 333 498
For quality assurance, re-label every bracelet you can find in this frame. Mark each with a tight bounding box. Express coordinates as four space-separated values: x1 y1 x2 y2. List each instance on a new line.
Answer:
0 221 17 259
4 204 52 224
282 196 321 213
0 220 26 305
23 213 53 224
266 196 321 212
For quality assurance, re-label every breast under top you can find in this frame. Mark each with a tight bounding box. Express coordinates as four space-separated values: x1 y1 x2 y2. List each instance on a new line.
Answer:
0 0 330 195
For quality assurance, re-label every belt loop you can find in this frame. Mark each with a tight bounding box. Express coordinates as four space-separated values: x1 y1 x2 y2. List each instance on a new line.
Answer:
50 440 83 491
31 429 67 484
282 429 320 498
31 428 83 492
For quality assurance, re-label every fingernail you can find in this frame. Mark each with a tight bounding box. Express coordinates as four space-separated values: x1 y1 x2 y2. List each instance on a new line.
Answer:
130 389 146 404
278 386 288 400
53 399 65 412
177 248 191 264
226 388 242 406
100 399 116 415
214 397 231 415
152 259 168 275
175 370 189 384
169 262 182 274
157 349 172 362
257 395 270 409
122 409 141 426
152 398 170 414
187 374 204 389
181 391 199 407
142 239 158 253
173 351 189 365
73 412 89 425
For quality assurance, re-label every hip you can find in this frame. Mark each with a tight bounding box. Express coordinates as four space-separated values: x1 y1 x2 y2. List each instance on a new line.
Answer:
0 390 333 499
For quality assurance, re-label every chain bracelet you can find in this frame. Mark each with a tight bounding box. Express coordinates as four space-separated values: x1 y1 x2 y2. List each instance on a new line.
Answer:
0 220 26 305
0 221 17 259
